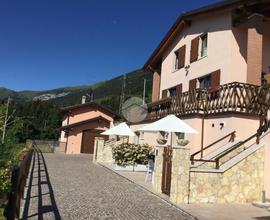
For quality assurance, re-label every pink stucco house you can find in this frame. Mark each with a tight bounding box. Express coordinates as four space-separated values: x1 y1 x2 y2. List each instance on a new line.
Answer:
59 98 118 155
128 0 270 203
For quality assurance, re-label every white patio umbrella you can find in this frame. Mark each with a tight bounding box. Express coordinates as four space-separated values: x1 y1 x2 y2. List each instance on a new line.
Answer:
137 114 197 146
101 122 135 137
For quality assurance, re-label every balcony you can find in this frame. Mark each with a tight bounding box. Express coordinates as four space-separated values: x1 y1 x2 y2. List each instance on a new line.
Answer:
147 82 260 120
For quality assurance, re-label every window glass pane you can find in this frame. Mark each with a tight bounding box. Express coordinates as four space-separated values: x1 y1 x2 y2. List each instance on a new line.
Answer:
176 132 184 139
174 51 179 70
169 87 177 97
199 75 212 89
201 34 208 57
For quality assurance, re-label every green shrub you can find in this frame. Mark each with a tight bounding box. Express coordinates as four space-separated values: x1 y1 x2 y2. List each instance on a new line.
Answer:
0 143 30 196
112 143 152 166
0 143 26 167
0 168 10 194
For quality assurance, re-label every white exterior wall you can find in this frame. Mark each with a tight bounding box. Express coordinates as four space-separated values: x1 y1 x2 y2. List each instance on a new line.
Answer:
130 115 259 157
59 115 68 143
129 123 158 147
160 12 233 94
159 11 270 93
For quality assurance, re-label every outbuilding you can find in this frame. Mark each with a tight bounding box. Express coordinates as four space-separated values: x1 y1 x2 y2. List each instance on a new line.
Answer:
59 99 118 154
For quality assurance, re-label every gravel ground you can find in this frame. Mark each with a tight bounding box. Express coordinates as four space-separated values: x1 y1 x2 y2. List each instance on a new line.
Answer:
20 151 192 220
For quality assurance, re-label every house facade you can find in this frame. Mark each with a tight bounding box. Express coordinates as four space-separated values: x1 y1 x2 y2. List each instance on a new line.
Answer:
129 0 270 204
59 99 118 154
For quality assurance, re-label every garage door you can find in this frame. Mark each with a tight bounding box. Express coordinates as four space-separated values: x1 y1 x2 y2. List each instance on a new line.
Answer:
81 130 95 154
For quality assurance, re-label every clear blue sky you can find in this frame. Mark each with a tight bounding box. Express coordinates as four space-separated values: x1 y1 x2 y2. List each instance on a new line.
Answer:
0 0 220 91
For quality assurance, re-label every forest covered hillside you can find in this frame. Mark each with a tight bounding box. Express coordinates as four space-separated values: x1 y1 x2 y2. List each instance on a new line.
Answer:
0 69 152 141
0 69 152 112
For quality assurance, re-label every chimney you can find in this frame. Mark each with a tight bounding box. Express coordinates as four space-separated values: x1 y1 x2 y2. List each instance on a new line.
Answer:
81 96 86 104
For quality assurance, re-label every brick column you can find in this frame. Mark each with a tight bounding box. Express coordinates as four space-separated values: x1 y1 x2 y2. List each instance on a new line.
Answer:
151 70 161 102
246 13 264 86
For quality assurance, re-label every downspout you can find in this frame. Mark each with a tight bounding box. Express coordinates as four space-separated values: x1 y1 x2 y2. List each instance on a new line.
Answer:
65 113 70 153
187 168 191 204
200 116 205 158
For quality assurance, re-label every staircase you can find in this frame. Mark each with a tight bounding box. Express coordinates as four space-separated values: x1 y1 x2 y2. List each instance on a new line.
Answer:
183 130 270 204
190 130 270 173
253 199 270 212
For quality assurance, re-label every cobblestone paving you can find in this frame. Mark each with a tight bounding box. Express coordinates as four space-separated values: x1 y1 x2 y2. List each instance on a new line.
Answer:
21 150 193 220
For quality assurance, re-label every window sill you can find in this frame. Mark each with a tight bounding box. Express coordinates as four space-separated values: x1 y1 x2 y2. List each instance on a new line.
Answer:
172 67 184 73
197 55 207 61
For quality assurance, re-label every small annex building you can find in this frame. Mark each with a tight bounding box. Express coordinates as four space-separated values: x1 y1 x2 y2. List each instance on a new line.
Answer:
59 99 118 154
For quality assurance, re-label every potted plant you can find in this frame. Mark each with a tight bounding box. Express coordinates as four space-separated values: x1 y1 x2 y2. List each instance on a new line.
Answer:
112 143 152 171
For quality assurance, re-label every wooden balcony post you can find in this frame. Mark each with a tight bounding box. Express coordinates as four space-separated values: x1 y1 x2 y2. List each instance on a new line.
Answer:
200 117 205 159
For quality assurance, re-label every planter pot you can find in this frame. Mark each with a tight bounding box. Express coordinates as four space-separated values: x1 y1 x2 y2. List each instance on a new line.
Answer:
134 164 148 172
177 139 189 146
113 164 148 172
156 139 167 145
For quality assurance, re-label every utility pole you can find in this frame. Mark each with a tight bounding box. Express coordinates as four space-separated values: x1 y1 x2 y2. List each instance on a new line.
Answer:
142 78 146 105
86 92 94 102
2 97 10 144
119 74 126 114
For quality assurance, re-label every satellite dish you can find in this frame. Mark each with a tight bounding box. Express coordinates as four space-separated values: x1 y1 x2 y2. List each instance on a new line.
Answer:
121 97 148 123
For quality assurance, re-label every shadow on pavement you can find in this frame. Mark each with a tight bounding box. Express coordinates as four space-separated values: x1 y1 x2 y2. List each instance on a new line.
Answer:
254 217 270 220
21 147 61 220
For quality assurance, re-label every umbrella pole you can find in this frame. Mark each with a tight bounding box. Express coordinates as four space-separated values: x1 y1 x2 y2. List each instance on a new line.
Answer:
170 132 173 148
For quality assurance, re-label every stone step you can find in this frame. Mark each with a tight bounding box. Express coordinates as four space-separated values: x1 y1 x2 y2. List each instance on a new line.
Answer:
252 201 270 209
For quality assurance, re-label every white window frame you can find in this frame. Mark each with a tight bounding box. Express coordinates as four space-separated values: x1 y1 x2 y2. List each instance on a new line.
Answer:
199 33 208 59
172 50 179 72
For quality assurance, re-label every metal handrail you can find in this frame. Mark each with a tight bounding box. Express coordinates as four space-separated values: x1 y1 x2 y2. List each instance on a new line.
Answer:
190 131 236 164
214 133 257 169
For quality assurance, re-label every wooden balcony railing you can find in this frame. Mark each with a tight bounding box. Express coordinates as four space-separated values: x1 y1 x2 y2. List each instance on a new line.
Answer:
147 82 260 120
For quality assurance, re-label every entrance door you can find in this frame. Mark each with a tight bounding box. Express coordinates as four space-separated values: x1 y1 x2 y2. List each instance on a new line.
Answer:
161 146 173 196
81 130 95 154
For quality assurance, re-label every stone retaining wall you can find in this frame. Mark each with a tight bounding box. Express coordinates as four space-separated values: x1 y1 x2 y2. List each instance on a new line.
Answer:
153 147 164 194
154 145 265 204
189 147 265 203
170 147 190 204
94 140 114 163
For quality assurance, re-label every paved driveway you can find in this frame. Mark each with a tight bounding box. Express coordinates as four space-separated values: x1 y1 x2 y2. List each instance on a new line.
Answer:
21 151 192 220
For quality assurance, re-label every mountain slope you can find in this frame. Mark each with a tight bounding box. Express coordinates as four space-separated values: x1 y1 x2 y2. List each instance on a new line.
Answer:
0 69 152 111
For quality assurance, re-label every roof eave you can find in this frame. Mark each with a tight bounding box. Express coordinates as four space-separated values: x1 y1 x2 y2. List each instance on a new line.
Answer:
143 0 263 72
60 102 120 118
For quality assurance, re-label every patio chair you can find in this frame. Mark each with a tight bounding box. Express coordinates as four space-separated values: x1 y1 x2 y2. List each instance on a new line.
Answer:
145 158 154 182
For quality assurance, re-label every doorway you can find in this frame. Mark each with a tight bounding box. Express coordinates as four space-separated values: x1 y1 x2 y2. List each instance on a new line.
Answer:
81 130 95 154
161 146 173 196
